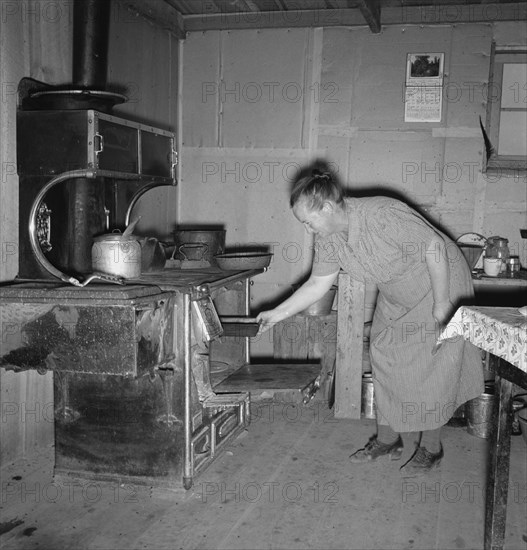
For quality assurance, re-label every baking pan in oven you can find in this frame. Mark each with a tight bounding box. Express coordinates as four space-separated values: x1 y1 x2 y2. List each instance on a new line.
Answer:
220 316 260 337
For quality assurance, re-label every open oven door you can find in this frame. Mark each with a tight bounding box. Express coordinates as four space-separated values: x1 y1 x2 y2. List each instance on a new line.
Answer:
210 316 332 404
213 362 323 404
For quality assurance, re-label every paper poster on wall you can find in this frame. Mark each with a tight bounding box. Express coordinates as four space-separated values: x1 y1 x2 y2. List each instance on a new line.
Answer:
404 53 444 122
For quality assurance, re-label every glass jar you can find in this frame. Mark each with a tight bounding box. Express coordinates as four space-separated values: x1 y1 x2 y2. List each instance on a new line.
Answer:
485 236 510 273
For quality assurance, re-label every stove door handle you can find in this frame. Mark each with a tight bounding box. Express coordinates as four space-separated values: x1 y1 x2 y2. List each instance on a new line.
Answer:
94 132 104 155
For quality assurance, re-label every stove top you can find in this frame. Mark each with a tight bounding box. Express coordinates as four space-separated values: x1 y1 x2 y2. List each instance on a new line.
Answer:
0 267 264 300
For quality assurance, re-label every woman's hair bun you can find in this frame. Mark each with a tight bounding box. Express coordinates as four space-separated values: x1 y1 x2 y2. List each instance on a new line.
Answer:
290 166 344 208
311 169 331 181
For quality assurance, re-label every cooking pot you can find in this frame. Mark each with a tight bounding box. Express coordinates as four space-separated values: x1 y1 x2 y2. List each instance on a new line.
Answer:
173 228 225 265
92 232 142 279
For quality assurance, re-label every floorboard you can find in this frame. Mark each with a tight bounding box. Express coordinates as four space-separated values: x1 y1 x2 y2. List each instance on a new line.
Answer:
1 395 526 550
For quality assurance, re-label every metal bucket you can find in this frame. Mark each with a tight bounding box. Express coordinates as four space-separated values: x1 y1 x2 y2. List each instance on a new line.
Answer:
361 373 376 419
466 383 496 439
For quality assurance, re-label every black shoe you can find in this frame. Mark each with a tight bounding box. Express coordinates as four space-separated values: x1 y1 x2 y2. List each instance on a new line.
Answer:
400 445 443 476
349 435 404 463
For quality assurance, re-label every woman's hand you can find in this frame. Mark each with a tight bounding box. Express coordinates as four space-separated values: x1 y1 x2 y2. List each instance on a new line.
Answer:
256 272 339 335
432 300 454 327
256 309 286 334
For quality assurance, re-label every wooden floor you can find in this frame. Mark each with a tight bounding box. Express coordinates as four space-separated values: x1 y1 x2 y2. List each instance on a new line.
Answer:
1 393 526 550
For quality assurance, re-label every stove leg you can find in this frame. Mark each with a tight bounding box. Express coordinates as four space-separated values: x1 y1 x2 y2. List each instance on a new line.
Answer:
183 293 193 490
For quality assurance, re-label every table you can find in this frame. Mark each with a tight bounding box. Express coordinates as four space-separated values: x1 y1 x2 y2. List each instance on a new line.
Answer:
439 306 527 550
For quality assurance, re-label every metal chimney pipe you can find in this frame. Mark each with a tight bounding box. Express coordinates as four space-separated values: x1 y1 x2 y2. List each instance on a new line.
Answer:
72 0 111 89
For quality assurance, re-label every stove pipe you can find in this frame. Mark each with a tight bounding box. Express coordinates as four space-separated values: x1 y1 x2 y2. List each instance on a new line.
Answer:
72 0 111 90
62 0 112 275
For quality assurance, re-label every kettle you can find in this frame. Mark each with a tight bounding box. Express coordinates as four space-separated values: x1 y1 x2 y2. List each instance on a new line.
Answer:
91 232 142 279
485 236 510 273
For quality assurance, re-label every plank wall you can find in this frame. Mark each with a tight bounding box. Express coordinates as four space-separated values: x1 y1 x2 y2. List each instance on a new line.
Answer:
180 23 527 357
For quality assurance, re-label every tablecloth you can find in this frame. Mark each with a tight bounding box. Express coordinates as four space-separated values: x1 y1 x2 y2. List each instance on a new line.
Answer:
439 306 527 372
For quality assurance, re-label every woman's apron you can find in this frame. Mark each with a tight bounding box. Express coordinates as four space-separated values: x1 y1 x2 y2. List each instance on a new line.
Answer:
328 198 484 432
369 261 483 432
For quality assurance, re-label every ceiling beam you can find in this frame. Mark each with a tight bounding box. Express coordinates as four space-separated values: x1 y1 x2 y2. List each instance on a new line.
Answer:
117 0 186 39
356 0 381 33
273 0 288 10
235 0 261 11
182 3 527 32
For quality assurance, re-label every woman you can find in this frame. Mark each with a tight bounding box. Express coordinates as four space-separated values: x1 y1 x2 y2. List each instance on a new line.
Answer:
257 170 483 475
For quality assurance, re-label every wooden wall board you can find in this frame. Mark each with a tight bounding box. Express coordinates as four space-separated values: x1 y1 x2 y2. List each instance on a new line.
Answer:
181 31 222 148
179 146 316 284
303 28 323 153
110 16 175 123
346 132 443 202
316 134 352 185
24 10 72 86
345 26 452 128
0 9 71 467
319 28 355 128
0 22 23 284
109 7 179 239
440 211 478 238
439 137 489 241
485 176 527 207
493 22 527 46
219 29 309 148
444 26 493 128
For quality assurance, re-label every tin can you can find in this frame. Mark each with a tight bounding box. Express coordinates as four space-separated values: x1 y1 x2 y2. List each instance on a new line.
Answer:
505 256 521 277
466 382 496 439
361 373 376 419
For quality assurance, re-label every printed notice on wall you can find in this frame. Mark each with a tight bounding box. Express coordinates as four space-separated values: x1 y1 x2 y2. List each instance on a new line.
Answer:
404 53 444 122
404 86 442 122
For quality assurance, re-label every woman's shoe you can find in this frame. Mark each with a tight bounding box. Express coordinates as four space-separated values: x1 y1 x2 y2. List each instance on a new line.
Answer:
399 445 443 476
349 435 404 463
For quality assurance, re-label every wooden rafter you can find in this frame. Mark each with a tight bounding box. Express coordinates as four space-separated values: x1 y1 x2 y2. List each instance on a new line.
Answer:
235 0 261 12
273 0 288 11
356 0 381 33
119 0 186 38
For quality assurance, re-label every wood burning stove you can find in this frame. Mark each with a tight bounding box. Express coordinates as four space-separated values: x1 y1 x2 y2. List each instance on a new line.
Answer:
0 274 255 490
1 0 322 491
1 0 256 490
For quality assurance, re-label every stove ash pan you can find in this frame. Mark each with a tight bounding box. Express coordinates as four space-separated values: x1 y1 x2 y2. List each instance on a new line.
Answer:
0 290 176 376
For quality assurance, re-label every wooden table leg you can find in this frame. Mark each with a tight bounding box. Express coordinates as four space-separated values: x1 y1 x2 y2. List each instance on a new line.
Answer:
484 359 514 550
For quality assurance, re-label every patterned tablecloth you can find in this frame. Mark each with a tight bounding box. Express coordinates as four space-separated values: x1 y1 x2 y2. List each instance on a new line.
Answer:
438 306 527 372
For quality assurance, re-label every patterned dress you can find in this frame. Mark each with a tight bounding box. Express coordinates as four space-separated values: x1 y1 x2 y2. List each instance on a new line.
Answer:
312 197 484 432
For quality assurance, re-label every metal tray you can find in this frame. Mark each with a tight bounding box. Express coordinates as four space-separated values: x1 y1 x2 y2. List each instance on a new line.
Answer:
220 316 260 337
